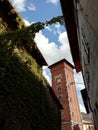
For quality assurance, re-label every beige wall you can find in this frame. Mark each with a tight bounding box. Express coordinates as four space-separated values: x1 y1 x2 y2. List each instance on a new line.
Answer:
82 121 94 130
76 0 98 128
80 0 98 42
77 0 98 109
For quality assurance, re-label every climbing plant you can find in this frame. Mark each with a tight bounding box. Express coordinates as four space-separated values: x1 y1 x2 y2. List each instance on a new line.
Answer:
0 15 64 52
0 15 64 130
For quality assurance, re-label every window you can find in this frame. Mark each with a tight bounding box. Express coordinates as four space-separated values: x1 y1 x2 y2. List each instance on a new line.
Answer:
57 78 61 83
70 97 72 102
71 112 74 118
66 74 68 79
55 74 62 83
61 111 64 121
58 96 62 103
57 87 61 94
81 27 90 64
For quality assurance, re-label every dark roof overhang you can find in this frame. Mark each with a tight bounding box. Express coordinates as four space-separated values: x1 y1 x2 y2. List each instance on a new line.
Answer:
31 45 47 66
60 0 81 72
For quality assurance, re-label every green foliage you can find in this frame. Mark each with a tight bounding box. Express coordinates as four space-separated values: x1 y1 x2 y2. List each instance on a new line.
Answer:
0 15 64 57
0 15 63 130
0 38 60 129
0 27 35 50
0 0 25 30
0 33 50 129
45 16 64 26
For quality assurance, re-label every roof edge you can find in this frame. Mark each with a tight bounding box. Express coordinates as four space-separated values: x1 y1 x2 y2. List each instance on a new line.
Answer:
49 59 74 69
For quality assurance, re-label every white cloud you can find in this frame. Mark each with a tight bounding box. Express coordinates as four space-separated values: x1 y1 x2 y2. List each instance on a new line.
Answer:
58 31 73 64
55 22 60 29
10 0 26 12
73 71 85 112
34 31 73 65
28 3 36 11
74 71 85 90
23 19 35 26
79 104 86 113
42 66 52 85
54 22 61 34
34 31 60 65
23 19 31 26
45 26 52 32
46 0 59 5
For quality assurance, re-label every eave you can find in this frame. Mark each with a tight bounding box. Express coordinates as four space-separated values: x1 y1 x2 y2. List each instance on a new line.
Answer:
49 58 75 69
31 45 47 66
60 0 81 72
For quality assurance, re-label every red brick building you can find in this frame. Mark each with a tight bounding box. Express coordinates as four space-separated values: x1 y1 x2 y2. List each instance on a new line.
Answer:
49 59 82 130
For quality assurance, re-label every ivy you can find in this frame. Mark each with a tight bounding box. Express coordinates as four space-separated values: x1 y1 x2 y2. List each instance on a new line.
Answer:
0 15 63 130
0 15 64 58
45 16 64 26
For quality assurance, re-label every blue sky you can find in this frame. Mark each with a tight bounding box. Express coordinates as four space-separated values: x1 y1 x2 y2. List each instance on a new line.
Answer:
20 0 62 22
10 0 86 113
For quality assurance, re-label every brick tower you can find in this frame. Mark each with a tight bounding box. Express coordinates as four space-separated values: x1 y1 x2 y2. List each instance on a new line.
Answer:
49 59 82 130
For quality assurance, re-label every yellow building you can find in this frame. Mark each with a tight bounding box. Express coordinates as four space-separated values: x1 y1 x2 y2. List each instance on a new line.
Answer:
81 112 94 130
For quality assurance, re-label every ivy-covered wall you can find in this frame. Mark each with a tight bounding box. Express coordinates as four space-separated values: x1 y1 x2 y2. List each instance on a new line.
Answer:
0 18 8 33
0 1 62 130
0 41 61 130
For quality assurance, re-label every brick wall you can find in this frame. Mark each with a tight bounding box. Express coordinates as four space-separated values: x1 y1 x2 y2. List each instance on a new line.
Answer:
50 59 82 130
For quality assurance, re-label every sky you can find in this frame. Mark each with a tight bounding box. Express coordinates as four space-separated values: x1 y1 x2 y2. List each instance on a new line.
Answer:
10 0 86 113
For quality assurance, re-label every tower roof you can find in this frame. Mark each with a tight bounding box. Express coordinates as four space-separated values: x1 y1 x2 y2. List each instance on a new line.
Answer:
49 59 74 69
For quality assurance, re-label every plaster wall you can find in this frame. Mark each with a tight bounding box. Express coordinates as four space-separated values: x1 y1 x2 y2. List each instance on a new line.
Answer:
80 0 98 42
77 1 98 115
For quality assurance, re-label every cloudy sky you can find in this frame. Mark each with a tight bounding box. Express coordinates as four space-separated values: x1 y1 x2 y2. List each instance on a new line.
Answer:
10 0 86 113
